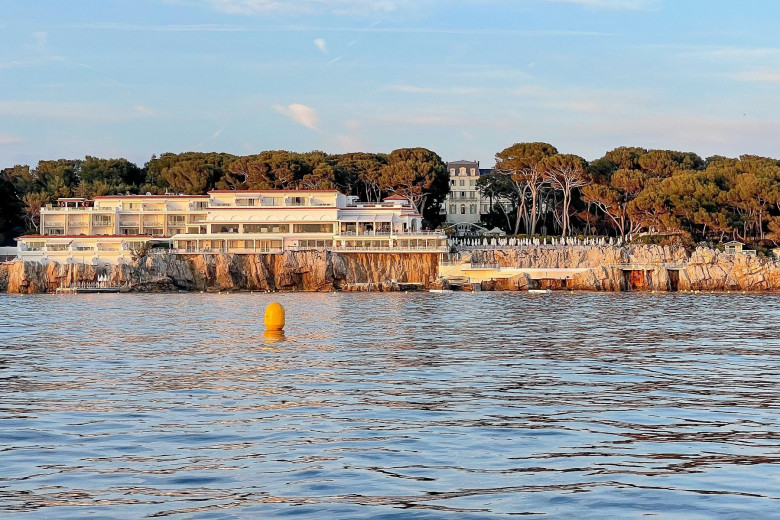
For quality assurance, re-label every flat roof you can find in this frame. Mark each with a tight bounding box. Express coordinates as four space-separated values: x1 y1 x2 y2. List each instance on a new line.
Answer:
209 189 340 194
93 195 210 199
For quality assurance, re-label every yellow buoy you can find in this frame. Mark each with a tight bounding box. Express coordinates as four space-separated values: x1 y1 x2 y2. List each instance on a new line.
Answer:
264 302 285 332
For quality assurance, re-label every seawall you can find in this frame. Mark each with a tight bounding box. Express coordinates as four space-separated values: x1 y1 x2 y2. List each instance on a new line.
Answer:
467 245 780 292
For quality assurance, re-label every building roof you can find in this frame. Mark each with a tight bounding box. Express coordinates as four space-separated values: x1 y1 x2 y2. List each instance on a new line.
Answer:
447 160 479 166
93 195 210 199
382 194 410 201
208 189 340 194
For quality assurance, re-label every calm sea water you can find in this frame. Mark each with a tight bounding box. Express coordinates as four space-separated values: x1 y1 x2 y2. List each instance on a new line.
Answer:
1 292 779 519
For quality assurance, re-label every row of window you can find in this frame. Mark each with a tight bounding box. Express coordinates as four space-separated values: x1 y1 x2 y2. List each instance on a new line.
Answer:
449 167 477 176
449 178 477 187
210 223 335 234
448 204 492 215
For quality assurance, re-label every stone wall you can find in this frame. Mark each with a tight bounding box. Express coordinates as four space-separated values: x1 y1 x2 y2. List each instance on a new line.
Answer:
469 245 780 292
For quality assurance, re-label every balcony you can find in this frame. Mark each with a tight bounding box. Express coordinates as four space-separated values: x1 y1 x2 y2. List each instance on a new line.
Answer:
174 247 284 255
329 245 448 253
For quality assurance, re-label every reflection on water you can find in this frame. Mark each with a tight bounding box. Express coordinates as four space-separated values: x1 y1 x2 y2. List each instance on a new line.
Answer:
1 292 780 518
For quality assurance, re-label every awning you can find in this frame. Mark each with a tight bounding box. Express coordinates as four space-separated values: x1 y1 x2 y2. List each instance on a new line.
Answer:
349 214 393 222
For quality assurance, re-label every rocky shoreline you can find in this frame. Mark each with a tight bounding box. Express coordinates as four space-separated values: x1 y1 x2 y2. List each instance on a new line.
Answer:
2 245 780 294
0 251 440 294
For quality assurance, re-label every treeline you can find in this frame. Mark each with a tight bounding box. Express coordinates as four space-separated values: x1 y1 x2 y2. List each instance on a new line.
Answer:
0 148 448 244
478 143 780 244
3 142 780 246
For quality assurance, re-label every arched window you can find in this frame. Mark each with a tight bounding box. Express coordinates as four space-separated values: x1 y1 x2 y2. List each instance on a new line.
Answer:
460 205 466 214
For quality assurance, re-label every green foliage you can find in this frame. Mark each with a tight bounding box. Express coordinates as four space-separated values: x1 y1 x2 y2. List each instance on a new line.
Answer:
0 172 23 244
4 144 780 245
381 148 449 226
148 152 236 194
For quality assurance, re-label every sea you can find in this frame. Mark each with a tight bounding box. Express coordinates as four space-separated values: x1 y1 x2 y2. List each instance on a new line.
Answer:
1 292 779 519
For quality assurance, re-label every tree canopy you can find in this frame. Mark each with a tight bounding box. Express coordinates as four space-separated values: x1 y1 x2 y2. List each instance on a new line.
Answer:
4 143 780 245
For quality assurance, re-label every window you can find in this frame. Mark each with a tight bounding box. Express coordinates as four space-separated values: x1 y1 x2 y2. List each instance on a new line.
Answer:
211 224 240 233
450 179 456 186
470 192 475 199
470 168 476 175
470 204 477 214
298 239 329 249
293 223 334 233
449 204 456 214
257 240 282 252
193 201 208 210
450 168 455 174
460 205 466 214
460 167 466 174
469 179 476 186
236 198 257 207
481 204 489 213
461 191 466 198
244 223 289 233
47 244 68 251
459 179 465 186
288 196 307 206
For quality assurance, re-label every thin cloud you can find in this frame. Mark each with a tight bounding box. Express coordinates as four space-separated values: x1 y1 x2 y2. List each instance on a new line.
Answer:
0 100 157 122
384 84 482 95
77 22 250 32
733 70 780 84
313 38 327 54
203 0 406 15
547 0 660 9
273 103 319 129
195 125 228 148
0 133 23 146
134 104 156 116
261 26 611 36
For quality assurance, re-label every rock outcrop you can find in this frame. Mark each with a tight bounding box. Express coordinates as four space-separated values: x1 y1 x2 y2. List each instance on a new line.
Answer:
467 244 780 292
3 245 780 294
0 251 440 294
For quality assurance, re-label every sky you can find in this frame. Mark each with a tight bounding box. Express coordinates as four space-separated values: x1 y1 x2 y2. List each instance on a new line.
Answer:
1 0 780 169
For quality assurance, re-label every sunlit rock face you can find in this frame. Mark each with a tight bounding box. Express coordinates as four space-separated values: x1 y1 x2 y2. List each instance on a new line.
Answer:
4 246 780 293
469 244 780 292
1 251 441 293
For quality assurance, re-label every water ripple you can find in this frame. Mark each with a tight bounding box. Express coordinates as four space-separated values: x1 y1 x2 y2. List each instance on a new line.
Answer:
1 292 779 518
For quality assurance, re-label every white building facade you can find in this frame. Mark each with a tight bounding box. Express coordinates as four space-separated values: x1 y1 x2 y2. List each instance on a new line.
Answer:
444 160 493 225
17 190 447 265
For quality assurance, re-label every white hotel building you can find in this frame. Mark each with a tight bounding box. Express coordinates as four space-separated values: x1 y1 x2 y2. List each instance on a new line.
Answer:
17 190 447 265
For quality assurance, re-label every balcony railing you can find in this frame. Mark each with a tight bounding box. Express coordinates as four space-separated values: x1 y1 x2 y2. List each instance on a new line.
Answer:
174 247 284 255
337 230 445 237
330 245 448 253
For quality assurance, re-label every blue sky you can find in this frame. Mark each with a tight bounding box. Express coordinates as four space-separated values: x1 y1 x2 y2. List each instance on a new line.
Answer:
1 0 779 169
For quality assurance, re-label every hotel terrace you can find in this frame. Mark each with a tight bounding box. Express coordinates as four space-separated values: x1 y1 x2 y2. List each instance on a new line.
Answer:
16 190 447 265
